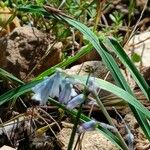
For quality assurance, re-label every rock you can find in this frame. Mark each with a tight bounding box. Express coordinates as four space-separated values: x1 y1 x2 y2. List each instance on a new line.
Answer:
0 26 62 80
121 113 150 150
0 145 16 150
65 61 113 82
57 128 118 150
127 31 150 68
78 50 101 63
65 61 114 97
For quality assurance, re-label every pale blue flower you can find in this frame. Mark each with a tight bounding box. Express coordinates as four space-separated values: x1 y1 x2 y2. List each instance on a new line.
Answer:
59 82 73 104
59 78 77 104
32 77 54 105
66 94 84 109
32 70 62 105
49 71 62 98
78 120 97 133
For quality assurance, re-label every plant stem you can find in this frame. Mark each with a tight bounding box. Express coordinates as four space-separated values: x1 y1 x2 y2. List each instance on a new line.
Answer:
67 105 82 150
92 91 129 150
94 0 102 31
67 73 91 150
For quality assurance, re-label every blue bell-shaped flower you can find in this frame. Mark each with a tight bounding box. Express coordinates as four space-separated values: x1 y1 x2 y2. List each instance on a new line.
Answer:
66 94 84 109
32 70 62 105
59 82 73 104
32 77 54 105
78 120 97 133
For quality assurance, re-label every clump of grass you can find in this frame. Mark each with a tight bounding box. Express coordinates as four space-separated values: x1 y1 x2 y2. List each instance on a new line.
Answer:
0 1 150 149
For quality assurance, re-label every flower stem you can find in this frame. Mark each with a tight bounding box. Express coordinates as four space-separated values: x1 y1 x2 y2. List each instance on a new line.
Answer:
67 104 83 150
67 74 91 150
92 91 129 150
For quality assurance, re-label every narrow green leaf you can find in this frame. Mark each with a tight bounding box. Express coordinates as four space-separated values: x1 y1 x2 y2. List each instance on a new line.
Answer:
75 75 150 118
0 80 40 105
107 38 150 100
0 68 24 84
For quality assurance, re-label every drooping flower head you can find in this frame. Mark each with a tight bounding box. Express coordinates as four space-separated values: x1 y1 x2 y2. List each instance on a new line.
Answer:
78 120 98 133
32 68 87 109
32 77 54 105
32 69 62 105
59 81 73 104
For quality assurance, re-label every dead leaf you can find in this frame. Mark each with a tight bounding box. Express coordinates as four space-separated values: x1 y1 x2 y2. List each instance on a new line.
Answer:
0 6 20 36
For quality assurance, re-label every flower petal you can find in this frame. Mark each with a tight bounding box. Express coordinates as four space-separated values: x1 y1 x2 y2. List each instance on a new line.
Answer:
49 71 62 98
59 82 72 104
71 88 77 97
32 77 51 93
32 77 54 105
66 94 84 109
32 69 62 105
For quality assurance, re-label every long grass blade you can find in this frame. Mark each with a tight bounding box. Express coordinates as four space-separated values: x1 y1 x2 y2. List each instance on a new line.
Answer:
107 37 150 100
0 68 24 84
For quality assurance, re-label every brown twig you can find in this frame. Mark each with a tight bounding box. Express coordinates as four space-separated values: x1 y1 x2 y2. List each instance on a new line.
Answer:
43 5 73 19
125 0 148 45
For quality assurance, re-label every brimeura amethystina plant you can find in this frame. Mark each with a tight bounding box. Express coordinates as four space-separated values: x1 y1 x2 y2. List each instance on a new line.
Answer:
31 68 102 112
32 68 97 108
31 68 129 150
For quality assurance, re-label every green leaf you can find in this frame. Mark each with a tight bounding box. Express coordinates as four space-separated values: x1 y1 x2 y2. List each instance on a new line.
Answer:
0 68 24 84
131 53 141 63
103 37 150 139
109 14 116 23
108 38 150 100
75 75 150 118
